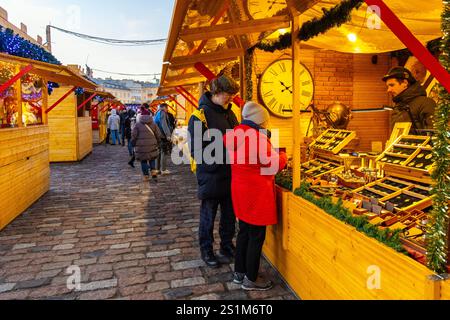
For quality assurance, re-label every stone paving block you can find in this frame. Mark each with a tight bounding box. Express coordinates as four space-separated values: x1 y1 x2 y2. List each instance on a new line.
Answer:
0 283 15 294
12 243 36 250
171 277 206 288
146 281 170 293
78 288 117 300
191 293 220 300
80 279 118 292
163 287 193 300
53 244 75 251
171 260 204 271
146 249 180 258
15 277 52 290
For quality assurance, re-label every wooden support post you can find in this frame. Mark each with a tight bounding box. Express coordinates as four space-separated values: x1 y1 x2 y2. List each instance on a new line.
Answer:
41 77 48 125
169 95 187 112
46 86 76 114
292 14 302 191
77 93 97 111
14 65 23 127
175 87 198 110
239 55 246 101
177 86 199 104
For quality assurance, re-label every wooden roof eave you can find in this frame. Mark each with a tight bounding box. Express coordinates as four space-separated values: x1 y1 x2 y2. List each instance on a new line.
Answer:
163 0 191 63
0 52 97 90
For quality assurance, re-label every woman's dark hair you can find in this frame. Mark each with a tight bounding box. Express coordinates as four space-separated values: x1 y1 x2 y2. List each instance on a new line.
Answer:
141 103 150 109
210 75 240 95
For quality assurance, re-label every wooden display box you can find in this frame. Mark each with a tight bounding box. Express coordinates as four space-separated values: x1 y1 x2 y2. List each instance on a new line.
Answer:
309 129 356 154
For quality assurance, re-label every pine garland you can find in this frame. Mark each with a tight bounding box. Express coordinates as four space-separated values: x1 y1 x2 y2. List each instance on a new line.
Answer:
294 182 406 253
248 0 363 54
426 0 450 274
245 50 254 101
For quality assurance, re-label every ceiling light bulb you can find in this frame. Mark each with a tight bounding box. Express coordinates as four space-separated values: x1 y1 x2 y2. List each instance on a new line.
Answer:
347 33 357 43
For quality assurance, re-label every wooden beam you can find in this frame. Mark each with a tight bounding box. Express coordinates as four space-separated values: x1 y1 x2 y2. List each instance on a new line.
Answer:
180 16 290 42
169 48 244 69
168 58 236 71
165 72 202 83
286 0 321 16
163 77 207 88
163 0 190 63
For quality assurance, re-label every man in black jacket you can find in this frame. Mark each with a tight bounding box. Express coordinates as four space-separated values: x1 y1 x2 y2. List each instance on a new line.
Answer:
382 66 437 133
188 75 240 268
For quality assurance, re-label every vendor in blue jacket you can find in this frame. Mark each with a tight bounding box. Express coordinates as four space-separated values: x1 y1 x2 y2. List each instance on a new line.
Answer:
188 74 240 268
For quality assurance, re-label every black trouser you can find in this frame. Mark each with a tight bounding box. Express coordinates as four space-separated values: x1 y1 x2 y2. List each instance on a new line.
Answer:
235 220 267 282
199 197 236 254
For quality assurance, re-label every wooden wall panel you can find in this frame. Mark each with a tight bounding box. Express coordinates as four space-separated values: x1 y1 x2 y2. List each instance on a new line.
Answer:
347 110 391 152
0 127 50 231
48 117 77 162
77 117 93 159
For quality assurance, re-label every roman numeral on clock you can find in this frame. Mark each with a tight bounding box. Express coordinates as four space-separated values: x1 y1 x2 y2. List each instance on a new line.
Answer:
302 91 312 97
263 90 274 98
279 63 286 73
269 69 278 77
267 98 277 109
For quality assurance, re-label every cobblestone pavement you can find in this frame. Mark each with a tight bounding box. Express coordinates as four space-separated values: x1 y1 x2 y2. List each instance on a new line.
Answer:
0 144 297 300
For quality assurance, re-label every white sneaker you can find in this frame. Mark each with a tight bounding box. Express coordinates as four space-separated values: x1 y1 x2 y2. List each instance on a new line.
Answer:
161 170 171 175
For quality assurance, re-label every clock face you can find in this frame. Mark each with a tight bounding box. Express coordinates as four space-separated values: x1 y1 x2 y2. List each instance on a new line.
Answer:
259 59 314 118
245 0 287 20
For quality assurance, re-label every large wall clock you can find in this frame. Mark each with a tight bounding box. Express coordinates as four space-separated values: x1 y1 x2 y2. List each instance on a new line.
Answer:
258 58 314 118
245 0 287 20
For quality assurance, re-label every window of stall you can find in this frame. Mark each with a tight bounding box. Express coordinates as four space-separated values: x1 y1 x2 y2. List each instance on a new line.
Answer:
21 73 44 127
0 61 19 128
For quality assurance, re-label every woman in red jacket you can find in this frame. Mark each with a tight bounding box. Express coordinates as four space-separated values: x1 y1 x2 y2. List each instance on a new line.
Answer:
224 101 287 291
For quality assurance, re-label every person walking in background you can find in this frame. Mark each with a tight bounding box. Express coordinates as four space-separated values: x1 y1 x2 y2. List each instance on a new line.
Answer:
130 111 161 182
120 109 127 146
125 108 136 168
154 103 173 175
224 101 287 291
187 74 240 268
107 109 121 145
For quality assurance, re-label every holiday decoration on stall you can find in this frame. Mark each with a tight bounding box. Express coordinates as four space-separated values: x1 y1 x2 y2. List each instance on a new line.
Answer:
248 0 364 54
426 0 450 274
75 87 84 96
47 81 60 95
0 26 61 65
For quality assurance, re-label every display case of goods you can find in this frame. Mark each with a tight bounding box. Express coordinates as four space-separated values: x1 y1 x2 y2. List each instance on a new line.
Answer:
309 129 356 154
300 157 343 178
377 135 435 173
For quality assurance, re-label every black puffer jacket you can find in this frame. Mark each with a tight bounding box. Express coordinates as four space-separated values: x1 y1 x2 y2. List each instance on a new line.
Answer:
391 82 437 130
188 92 239 200
131 115 161 161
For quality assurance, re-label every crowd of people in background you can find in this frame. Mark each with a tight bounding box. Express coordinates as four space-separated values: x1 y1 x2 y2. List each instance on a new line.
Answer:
106 102 177 183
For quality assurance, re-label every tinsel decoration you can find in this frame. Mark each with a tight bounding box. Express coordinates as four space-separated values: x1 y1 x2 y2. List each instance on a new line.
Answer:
0 26 61 65
426 0 450 274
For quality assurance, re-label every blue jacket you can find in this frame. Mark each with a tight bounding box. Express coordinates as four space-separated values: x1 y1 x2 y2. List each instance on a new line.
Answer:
188 92 239 200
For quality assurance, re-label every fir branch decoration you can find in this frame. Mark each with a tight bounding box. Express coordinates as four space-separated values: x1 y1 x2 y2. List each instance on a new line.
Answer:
426 0 450 274
294 181 406 253
298 0 363 41
245 50 254 101
248 0 363 54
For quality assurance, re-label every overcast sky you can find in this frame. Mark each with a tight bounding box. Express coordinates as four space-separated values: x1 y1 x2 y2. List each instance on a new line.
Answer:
1 0 174 82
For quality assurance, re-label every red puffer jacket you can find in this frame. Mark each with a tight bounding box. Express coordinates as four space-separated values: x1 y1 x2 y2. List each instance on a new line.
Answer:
223 123 287 226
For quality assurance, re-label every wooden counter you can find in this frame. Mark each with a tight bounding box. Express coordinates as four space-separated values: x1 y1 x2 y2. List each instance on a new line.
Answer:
263 186 450 299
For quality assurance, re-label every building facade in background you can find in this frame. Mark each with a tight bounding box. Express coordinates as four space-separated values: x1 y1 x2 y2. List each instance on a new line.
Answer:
94 78 159 104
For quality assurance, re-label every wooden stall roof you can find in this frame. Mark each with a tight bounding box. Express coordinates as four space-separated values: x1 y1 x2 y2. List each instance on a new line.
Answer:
85 89 116 100
157 0 442 95
0 52 97 90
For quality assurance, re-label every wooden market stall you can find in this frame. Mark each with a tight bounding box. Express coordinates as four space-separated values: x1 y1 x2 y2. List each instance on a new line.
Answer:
0 52 97 230
88 91 115 144
46 68 97 162
160 0 450 299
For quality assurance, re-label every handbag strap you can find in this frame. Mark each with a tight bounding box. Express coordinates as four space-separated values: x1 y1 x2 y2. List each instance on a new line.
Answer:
145 124 156 138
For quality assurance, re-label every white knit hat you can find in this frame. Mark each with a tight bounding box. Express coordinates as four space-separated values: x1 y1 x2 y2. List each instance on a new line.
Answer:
242 101 270 125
